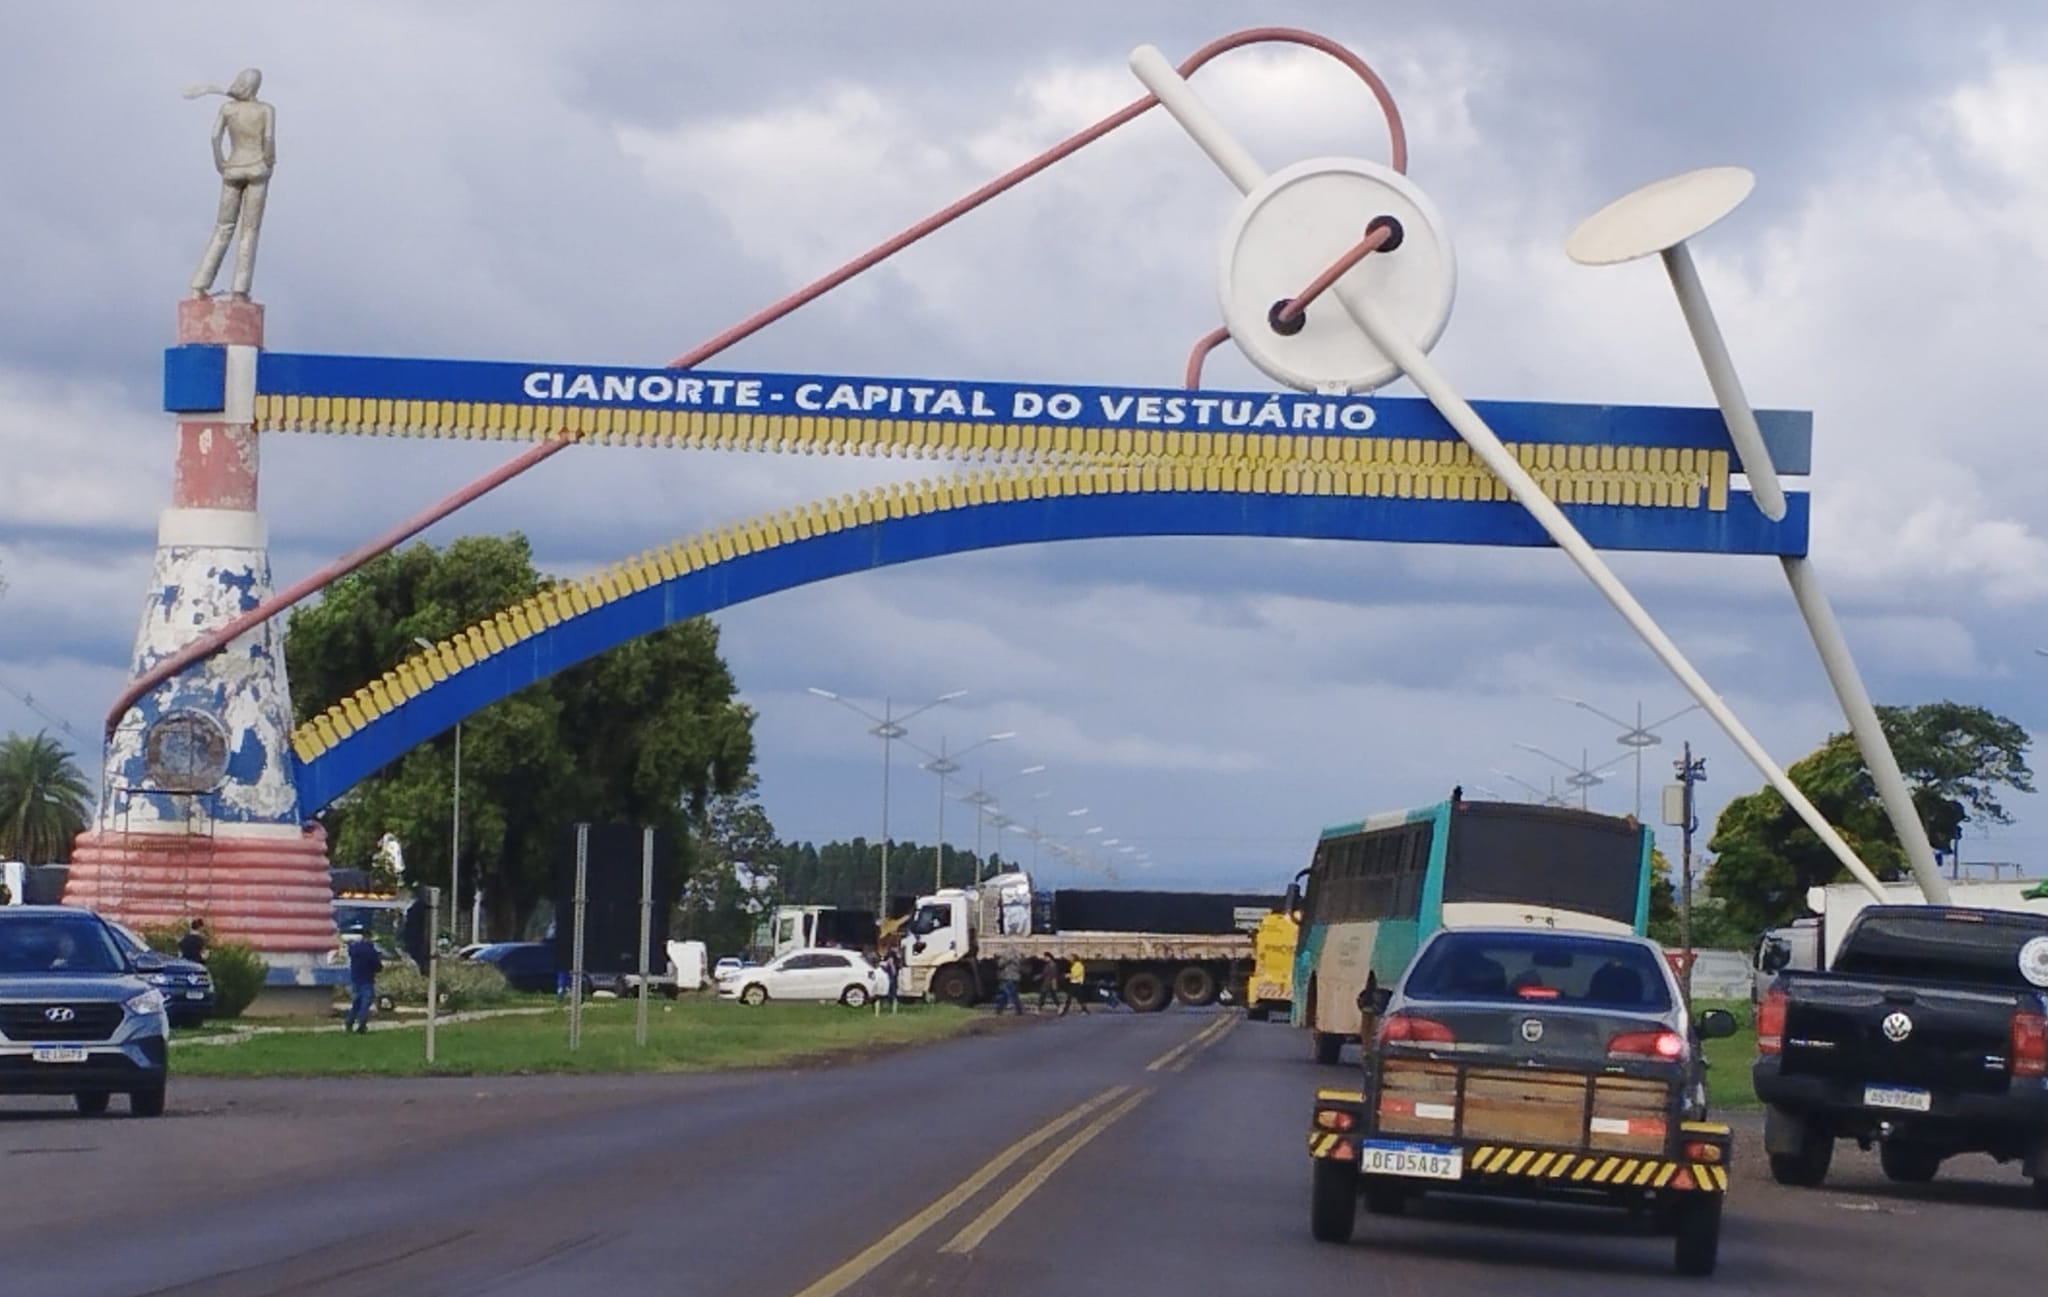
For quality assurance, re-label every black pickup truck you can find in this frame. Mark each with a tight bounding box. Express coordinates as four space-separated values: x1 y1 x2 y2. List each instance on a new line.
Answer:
1752 904 2048 1201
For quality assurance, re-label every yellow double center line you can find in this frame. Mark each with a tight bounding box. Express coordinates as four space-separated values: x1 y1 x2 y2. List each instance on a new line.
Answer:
1145 1012 1238 1073
786 1084 1151 1297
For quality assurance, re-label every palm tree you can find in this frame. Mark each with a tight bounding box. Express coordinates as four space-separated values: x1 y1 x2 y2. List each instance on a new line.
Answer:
0 731 92 865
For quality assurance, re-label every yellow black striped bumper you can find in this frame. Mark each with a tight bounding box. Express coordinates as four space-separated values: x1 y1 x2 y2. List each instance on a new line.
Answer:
1465 1144 1729 1192
1305 1115 1733 1194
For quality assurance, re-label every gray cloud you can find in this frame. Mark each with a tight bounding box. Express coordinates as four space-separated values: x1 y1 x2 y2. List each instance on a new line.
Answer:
5 1 2047 887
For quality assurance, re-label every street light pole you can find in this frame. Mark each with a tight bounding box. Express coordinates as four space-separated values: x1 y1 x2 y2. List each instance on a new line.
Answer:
1560 696 1703 822
808 686 964 922
910 731 1015 891
1513 742 1626 811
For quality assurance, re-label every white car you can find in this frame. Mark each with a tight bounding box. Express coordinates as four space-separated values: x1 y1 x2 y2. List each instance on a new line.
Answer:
719 948 884 1007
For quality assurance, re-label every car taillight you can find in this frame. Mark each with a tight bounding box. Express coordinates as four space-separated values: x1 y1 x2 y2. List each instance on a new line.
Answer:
2012 1011 2047 1078
1314 1108 1356 1131
1757 988 1786 1055
1608 1029 1685 1060
1379 1012 1455 1044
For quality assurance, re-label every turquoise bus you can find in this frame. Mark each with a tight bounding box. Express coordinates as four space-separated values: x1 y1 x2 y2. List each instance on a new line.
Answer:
1287 791 1653 1064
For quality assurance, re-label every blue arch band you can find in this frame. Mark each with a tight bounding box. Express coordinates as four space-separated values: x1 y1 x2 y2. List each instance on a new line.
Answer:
291 486 1805 813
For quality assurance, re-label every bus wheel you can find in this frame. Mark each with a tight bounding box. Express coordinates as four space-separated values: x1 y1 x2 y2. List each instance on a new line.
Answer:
1172 964 1219 1007
931 964 977 1006
1313 1031 1345 1065
1122 970 1170 1013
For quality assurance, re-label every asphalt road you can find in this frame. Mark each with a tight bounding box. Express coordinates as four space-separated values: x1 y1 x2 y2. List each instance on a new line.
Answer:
1 1008 2041 1296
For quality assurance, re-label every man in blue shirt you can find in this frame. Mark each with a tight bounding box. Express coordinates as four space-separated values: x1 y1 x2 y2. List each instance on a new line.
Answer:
344 929 384 1033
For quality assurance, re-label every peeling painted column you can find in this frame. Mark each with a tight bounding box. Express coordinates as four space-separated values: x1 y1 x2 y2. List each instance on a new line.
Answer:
66 296 334 965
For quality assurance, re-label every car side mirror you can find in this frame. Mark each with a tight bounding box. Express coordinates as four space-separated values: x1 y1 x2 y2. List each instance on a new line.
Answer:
1358 985 1393 1016
1696 1008 1738 1040
1758 939 1790 973
131 951 167 973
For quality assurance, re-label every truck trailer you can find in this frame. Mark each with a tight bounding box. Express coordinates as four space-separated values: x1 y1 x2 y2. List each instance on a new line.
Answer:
895 870 1276 1013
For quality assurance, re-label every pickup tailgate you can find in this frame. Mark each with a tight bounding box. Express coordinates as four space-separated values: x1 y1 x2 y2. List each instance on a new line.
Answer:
1781 975 2021 1095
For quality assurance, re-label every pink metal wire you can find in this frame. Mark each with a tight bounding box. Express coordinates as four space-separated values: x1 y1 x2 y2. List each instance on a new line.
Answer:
108 26 1408 740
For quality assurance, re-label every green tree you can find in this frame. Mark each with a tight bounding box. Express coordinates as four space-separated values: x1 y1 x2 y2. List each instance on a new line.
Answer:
1706 701 2034 937
675 776 781 956
284 534 756 936
0 730 92 864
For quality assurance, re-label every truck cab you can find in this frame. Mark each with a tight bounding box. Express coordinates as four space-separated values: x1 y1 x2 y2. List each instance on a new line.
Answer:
899 887 978 1002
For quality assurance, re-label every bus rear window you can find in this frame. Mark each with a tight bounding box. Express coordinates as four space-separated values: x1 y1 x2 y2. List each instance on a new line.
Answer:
1442 805 1641 925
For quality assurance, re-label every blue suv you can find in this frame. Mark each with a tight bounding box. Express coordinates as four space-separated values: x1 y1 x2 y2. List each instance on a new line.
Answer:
0 907 170 1116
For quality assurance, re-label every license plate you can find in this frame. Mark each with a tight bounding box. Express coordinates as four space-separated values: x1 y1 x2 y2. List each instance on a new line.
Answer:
184 990 206 999
1356 1140 1464 1181
31 1047 87 1064
1864 1084 1931 1112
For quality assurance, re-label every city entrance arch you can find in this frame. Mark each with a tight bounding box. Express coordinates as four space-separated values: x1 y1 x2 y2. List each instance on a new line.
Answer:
66 27 1941 982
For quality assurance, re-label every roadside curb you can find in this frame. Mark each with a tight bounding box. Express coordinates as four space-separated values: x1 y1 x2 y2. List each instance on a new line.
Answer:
171 1005 550 1048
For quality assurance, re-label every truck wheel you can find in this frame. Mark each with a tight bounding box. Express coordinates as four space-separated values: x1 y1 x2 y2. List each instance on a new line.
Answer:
1247 1004 1270 1023
1313 1031 1345 1066
931 965 977 1006
1764 1107 1832 1187
1673 1196 1722 1277
1879 1142 1941 1184
1767 1139 1832 1187
1310 1158 1358 1243
1122 970 1170 1014
2033 1175 2048 1208
1172 965 1219 1007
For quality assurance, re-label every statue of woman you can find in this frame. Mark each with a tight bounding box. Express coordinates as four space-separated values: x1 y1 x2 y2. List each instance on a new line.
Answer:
186 68 275 299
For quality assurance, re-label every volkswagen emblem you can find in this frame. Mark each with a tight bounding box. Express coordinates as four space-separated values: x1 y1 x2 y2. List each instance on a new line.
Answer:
43 1006 75 1023
1881 1011 1913 1043
1519 1018 1544 1044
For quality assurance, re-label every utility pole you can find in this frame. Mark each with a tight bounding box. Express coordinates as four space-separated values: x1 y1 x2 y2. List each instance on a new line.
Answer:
1668 743 1707 1003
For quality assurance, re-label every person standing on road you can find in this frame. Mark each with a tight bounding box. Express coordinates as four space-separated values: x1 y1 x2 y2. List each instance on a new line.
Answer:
1035 954 1061 1012
880 946 902 1009
344 928 383 1033
1060 956 1090 1016
178 918 209 964
995 951 1024 1014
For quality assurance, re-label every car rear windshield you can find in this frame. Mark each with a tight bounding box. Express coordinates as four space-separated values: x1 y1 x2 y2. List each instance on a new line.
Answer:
1403 931 1673 1012
0 914 128 975
1834 910 2048 990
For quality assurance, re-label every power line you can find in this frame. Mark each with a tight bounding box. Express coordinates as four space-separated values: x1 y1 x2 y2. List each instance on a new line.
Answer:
0 671 88 747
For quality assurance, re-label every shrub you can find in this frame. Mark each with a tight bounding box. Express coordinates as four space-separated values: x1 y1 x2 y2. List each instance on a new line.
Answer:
207 941 267 1019
137 923 187 956
372 959 511 1013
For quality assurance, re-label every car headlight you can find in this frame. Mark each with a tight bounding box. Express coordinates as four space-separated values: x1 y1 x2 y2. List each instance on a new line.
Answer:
125 989 167 1017
146 973 174 987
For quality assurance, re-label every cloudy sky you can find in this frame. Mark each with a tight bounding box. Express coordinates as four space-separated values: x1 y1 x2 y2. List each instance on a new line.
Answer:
5 1 2048 896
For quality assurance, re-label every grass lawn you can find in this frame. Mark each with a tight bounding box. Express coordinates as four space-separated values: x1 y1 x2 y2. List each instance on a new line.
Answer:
1697 997 1760 1110
172 999 984 1079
